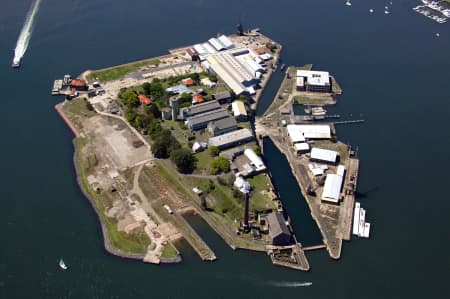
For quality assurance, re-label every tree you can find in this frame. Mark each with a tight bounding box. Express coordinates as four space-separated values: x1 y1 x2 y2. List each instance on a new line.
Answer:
142 82 151 95
191 73 200 82
152 136 170 158
144 103 161 118
120 89 139 108
147 122 162 138
208 73 218 82
170 148 197 174
210 156 230 175
209 146 220 157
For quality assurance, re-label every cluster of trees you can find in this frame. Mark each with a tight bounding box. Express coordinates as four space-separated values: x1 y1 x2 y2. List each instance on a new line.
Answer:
210 156 230 175
147 124 196 173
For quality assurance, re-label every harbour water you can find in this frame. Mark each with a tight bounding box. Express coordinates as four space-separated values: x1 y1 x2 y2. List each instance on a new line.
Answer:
0 0 449 298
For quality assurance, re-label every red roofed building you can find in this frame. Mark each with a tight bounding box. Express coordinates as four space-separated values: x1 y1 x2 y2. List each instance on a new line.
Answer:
192 95 204 104
70 79 88 91
182 78 195 86
138 94 152 105
254 47 270 55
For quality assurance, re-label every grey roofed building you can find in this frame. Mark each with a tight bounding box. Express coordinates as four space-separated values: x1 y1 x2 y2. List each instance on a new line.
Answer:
186 109 229 131
266 212 292 246
182 100 222 120
207 116 238 136
212 91 232 104
208 128 254 149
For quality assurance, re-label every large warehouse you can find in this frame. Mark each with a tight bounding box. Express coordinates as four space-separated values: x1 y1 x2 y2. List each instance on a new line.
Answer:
286 124 331 140
310 148 339 164
321 173 344 203
204 48 263 95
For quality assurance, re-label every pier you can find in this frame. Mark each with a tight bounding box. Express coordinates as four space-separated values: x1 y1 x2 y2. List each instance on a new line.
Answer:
303 244 327 251
333 119 365 125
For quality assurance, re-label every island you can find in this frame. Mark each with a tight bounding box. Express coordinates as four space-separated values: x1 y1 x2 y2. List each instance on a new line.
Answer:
53 26 364 271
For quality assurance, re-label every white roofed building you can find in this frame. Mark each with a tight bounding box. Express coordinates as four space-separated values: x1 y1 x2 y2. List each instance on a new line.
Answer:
296 70 331 92
310 148 338 164
294 143 310 155
321 174 344 203
231 101 248 121
244 148 266 173
204 48 261 95
286 124 331 140
208 38 226 51
217 35 235 49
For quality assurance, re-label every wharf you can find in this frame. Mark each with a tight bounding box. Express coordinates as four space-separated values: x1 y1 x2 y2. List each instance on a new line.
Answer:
268 244 310 271
338 158 360 241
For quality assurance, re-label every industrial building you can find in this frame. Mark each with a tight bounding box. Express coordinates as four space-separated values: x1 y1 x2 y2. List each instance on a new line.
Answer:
204 48 263 95
321 174 344 204
321 165 346 203
212 91 232 104
243 148 266 173
231 100 248 121
296 70 331 92
286 124 331 140
180 100 222 120
294 142 310 155
266 212 292 246
185 109 229 131
310 148 339 164
207 116 238 136
208 128 254 149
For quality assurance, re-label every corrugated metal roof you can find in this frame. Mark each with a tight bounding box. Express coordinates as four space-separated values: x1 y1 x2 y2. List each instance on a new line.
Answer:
311 148 338 163
232 101 247 117
321 174 343 203
208 128 253 148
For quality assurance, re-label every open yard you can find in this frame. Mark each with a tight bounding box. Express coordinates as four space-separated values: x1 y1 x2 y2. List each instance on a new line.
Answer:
87 59 161 82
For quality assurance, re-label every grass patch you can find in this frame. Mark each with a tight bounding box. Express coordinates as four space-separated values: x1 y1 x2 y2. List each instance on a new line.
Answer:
87 59 160 82
331 76 343 95
161 243 178 259
293 95 334 105
298 64 313 71
194 150 213 173
247 173 271 191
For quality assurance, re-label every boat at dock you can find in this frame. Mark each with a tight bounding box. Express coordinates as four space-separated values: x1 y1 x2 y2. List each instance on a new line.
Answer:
362 222 371 238
280 64 285 71
358 208 366 237
311 107 327 116
352 202 360 235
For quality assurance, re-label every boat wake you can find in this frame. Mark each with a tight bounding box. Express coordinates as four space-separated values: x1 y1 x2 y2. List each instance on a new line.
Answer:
268 281 312 288
12 0 42 67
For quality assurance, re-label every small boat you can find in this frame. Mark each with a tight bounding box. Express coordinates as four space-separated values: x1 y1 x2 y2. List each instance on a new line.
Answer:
384 10 390 14
59 259 68 270
369 8 374 13
12 58 20 68
280 64 285 71
436 33 440 37
345 0 352 6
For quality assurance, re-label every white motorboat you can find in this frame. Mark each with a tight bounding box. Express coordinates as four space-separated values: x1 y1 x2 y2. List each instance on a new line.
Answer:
59 258 68 270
